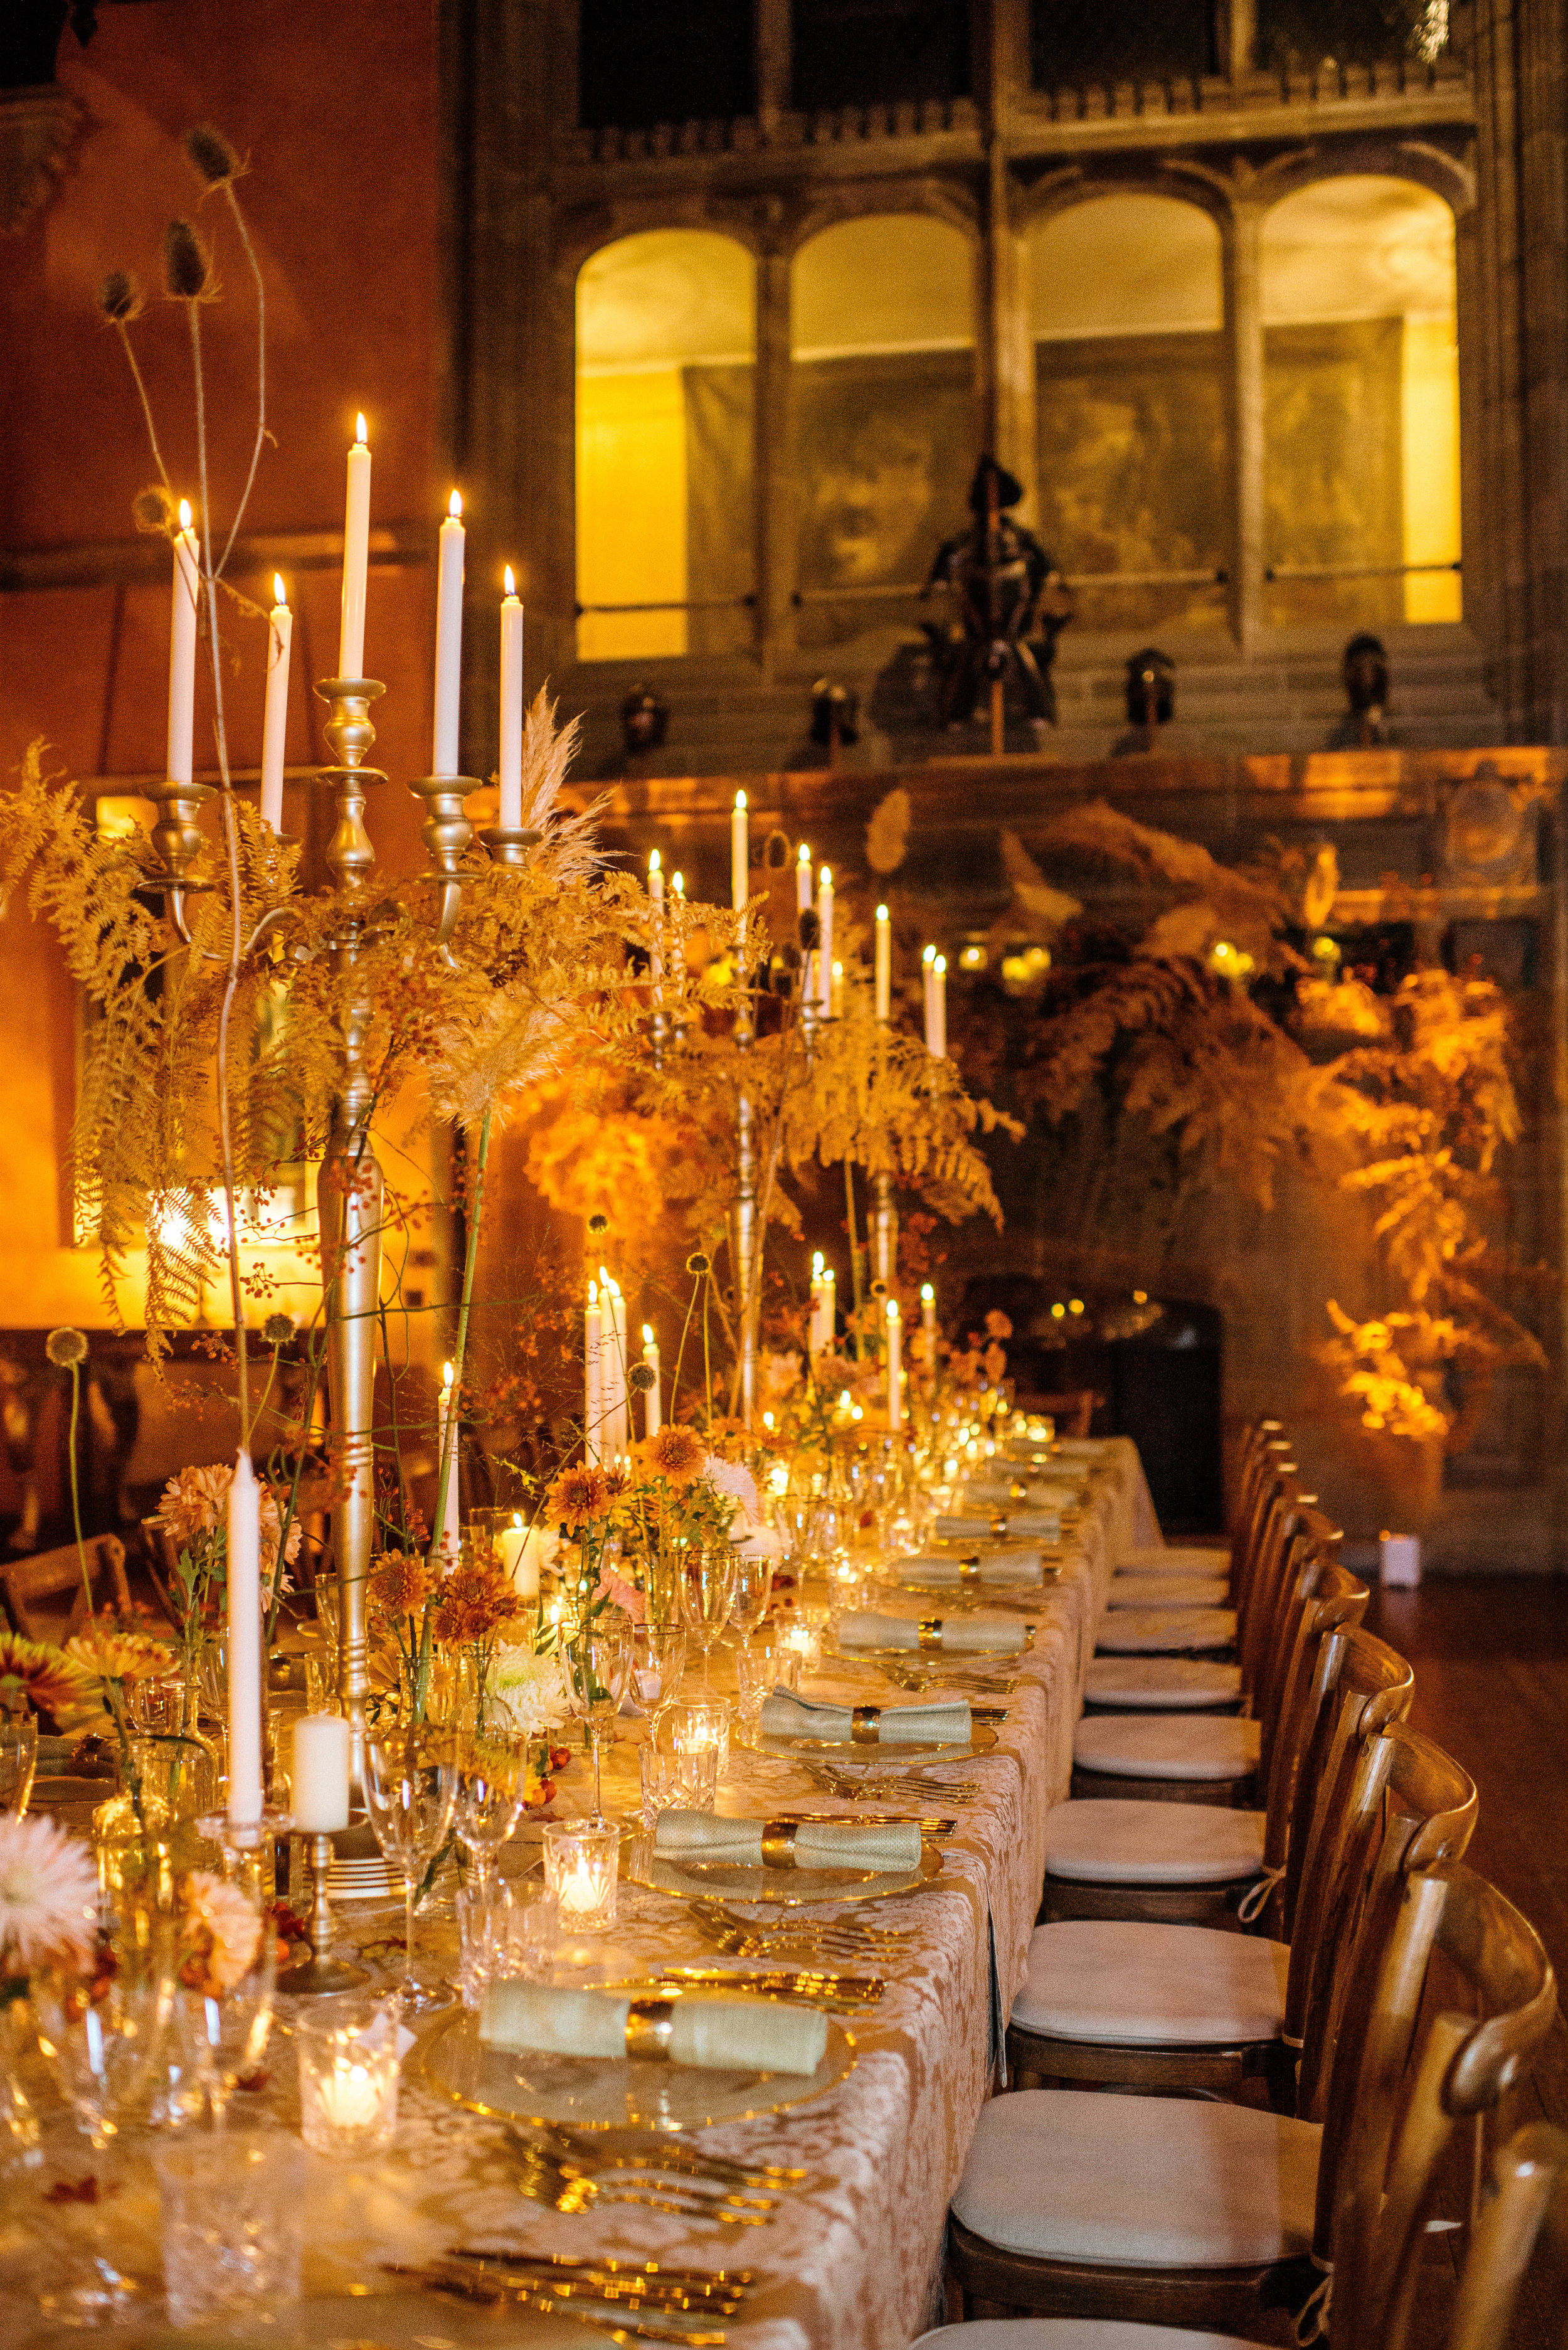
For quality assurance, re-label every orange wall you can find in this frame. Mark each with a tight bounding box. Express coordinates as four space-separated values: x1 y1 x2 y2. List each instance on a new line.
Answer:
0 2 445 1328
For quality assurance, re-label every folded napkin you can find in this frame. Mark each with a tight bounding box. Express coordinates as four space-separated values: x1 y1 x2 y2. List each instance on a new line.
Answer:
839 1610 1025 1655
654 1805 921 1873
1003 1447 1093 1478
935 1511 1059 1543
900 1548 1044 1587
480 1980 829 2077
964 1481 1076 1513
759 1688 971 1746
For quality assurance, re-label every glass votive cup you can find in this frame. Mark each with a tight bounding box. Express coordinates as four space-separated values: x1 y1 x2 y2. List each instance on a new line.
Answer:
297 1993 402 2157
544 1820 618 1935
640 1740 718 1818
154 2131 306 2329
665 1697 731 1776
779 1615 823 1677
509 1888 560 1980
456 1877 512 2014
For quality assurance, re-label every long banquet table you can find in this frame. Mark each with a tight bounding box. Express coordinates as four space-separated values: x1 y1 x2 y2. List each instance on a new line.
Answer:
5 1440 1159 2350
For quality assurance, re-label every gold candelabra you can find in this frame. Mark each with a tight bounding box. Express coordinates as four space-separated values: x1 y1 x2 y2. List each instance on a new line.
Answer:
143 677 536 1776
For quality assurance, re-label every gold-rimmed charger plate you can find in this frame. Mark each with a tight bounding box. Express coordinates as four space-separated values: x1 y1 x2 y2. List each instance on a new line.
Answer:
413 2000 857 2132
625 1836 944 1906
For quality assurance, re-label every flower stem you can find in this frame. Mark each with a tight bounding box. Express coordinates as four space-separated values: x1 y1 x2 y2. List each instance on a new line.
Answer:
432 1108 493 1563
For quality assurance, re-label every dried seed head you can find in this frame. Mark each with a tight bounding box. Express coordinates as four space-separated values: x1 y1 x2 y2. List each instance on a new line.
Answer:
97 270 144 324
763 828 792 872
132 486 176 536
46 1327 89 1369
186 124 239 187
798 907 821 953
629 1362 656 1393
586 1212 610 1237
163 218 211 300
686 1252 711 1277
262 1313 295 1346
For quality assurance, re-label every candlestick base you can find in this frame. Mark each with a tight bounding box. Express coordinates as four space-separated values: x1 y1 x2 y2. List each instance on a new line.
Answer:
196 1806 295 1906
277 1831 370 1996
478 825 541 868
408 775 480 944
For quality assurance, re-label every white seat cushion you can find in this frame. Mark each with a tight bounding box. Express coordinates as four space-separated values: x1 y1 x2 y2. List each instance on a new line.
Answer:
952 2089 1319 2267
1044 1800 1266 1885
1083 1657 1242 1710
1106 1576 1229 1610
1011 1920 1288 2044
1094 1608 1237 1654
1117 1546 1232 1575
915 2323 1259 2347
1073 1715 1261 1782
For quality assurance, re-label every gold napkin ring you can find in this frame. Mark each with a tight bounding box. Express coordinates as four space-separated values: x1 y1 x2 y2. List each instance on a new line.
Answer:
624 1997 677 2061
850 1706 882 1745
990 1516 1007 1539
760 1819 800 1868
959 1558 982 1584
918 1617 944 1650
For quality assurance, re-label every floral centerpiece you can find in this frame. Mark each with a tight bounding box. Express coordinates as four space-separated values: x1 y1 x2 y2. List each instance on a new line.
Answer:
156 1460 304 1691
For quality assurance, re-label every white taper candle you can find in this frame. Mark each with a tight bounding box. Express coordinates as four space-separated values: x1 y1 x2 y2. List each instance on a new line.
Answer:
585 1283 603 1466
167 502 199 787
886 1299 903 1429
226 1449 263 1827
498 566 523 827
815 867 834 1016
338 416 371 679
642 1324 662 1437
260 573 292 832
433 491 465 777
875 905 891 1023
731 789 748 915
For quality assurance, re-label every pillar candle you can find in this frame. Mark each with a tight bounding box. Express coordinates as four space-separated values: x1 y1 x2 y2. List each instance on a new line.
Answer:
433 491 465 777
585 1283 603 1467
931 954 947 1059
226 1450 263 1827
795 843 812 913
497 1511 539 1597
338 415 371 680
816 867 834 1015
875 905 891 1023
291 1713 351 1833
886 1299 903 1430
498 566 523 828
259 574 292 832
167 502 199 786
435 1362 461 1560
731 789 748 915
642 1325 662 1436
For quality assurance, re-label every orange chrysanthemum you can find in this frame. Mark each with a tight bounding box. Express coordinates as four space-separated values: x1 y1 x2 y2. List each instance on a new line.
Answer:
432 1559 525 1648
548 1464 610 1531
640 1424 706 1489
371 1552 436 1620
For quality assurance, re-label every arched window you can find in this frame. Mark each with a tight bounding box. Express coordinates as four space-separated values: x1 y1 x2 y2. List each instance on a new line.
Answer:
1262 177 1460 626
1029 193 1227 632
791 215 979 647
575 231 756 661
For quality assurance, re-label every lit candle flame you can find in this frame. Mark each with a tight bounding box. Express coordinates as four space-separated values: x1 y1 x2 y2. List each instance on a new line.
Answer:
178 498 193 531
442 1360 453 1390
876 904 889 923
734 789 746 811
649 848 660 874
923 943 935 965
642 1324 654 1344
355 413 367 445
797 842 810 865
504 563 516 595
448 489 463 519
672 871 684 896
935 954 946 974
273 572 287 607
921 1282 935 1300
820 865 831 885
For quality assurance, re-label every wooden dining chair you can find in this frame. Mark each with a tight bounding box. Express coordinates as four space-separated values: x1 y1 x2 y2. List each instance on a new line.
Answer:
1040 1550 1365 1929
917 2122 1568 2350
1073 1506 1344 1809
1012 1627 1420 2105
0 1533 130 1644
947 1787 1549 2342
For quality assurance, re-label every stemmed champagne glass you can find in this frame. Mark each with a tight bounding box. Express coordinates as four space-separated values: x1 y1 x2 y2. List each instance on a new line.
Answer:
363 1729 458 2014
565 1613 635 1823
453 1735 526 1893
726 1553 773 1663
632 1622 686 1736
679 1548 737 1690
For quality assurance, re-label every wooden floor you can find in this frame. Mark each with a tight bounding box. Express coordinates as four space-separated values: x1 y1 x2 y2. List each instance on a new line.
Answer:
1365 1578 1568 2347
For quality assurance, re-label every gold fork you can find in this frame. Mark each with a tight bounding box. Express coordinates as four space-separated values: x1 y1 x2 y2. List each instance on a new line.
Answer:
505 2138 776 2224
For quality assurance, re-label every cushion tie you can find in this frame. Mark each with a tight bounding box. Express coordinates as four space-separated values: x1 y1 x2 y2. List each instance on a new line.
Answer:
1295 2261 1333 2344
1237 1862 1286 1924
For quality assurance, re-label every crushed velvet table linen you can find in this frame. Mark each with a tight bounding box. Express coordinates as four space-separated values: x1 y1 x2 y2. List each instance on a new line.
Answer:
4 1441 1160 2350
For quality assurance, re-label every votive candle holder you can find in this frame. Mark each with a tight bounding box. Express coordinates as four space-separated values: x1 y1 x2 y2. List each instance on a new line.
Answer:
297 1993 402 2157
544 1820 619 1935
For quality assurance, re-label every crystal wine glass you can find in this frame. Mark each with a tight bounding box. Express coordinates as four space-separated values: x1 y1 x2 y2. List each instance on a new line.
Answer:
0 1713 38 1814
34 1927 177 2147
564 1613 635 1823
453 1733 526 1893
363 1729 459 2014
679 1548 737 1690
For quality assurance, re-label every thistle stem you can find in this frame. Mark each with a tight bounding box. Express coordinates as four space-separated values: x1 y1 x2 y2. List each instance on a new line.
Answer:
432 1107 493 1565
